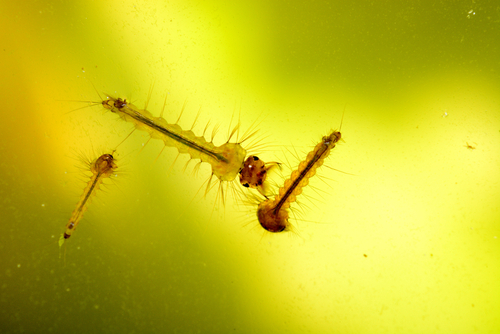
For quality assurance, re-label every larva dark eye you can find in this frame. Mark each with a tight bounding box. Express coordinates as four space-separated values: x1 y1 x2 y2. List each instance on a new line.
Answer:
243 183 249 188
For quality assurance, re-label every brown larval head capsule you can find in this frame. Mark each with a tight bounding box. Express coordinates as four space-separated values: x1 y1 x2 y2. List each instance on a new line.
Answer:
113 98 128 109
101 97 128 112
323 131 341 146
239 156 280 196
91 154 117 176
239 156 266 188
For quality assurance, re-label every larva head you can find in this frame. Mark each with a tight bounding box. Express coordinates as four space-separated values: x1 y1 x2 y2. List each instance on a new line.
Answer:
239 156 281 196
91 154 118 176
239 156 267 188
101 97 128 113
257 199 289 233
113 98 128 109
323 130 341 147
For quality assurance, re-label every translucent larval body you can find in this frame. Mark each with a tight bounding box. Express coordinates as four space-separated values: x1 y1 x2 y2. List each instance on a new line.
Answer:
257 130 341 232
102 96 246 182
63 154 117 239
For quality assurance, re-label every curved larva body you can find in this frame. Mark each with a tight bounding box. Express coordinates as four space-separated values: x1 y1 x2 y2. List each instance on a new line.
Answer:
257 130 341 232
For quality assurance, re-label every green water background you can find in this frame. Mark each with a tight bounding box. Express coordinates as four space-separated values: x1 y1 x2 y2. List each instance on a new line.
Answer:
1 1 499 333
